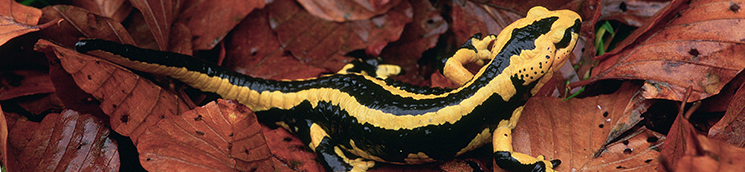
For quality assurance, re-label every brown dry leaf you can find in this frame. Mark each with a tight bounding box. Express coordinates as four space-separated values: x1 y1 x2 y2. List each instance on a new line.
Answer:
125 11 159 50
297 0 403 22
581 128 664 171
129 0 179 51
514 81 660 171
38 5 135 48
660 106 745 171
167 22 192 55
484 0 579 15
379 0 448 85
261 125 325 171
264 0 412 70
223 9 329 80
673 134 745 171
0 105 7 169
707 78 745 146
45 46 106 117
5 110 119 171
35 39 190 142
600 0 671 27
137 99 277 171
0 70 55 101
0 0 44 46
575 0 745 102
69 0 133 22
224 0 412 78
450 0 524 44
175 0 265 50
590 0 687 58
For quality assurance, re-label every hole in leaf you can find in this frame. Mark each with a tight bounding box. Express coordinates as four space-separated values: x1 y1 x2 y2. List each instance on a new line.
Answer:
647 136 659 143
623 140 629 145
689 48 700 57
619 2 628 12
196 131 205 136
120 115 129 123
623 148 633 154
731 3 741 12
194 115 203 121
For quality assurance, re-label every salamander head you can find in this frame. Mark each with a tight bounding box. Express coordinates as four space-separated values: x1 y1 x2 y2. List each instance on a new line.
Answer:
493 6 582 93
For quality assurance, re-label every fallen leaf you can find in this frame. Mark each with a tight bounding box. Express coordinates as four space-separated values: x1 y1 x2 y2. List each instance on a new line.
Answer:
450 0 523 44
698 72 745 112
38 5 135 48
5 110 119 171
0 0 44 46
0 70 55 101
124 11 159 50
673 134 745 171
69 0 133 22
483 0 579 15
35 39 190 142
380 0 448 85
0 105 7 170
46 48 106 117
707 77 745 146
264 0 412 70
262 125 325 171
137 99 277 171
223 9 329 80
575 0 745 102
581 127 664 171
167 22 192 55
660 103 745 171
296 0 403 22
129 0 178 51
13 93 64 116
175 0 265 50
600 0 671 27
514 81 659 171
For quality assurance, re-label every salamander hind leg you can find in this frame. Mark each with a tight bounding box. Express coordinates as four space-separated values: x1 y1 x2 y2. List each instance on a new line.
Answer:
309 123 375 172
492 106 560 172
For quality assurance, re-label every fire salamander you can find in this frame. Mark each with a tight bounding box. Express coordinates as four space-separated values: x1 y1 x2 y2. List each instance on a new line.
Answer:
74 6 581 172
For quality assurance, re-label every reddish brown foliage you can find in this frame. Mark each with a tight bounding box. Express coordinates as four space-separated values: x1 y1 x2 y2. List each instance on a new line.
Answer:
1 0 745 171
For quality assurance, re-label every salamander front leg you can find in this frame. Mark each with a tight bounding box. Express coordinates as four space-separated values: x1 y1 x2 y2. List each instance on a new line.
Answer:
309 123 375 172
338 58 402 79
493 106 560 172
